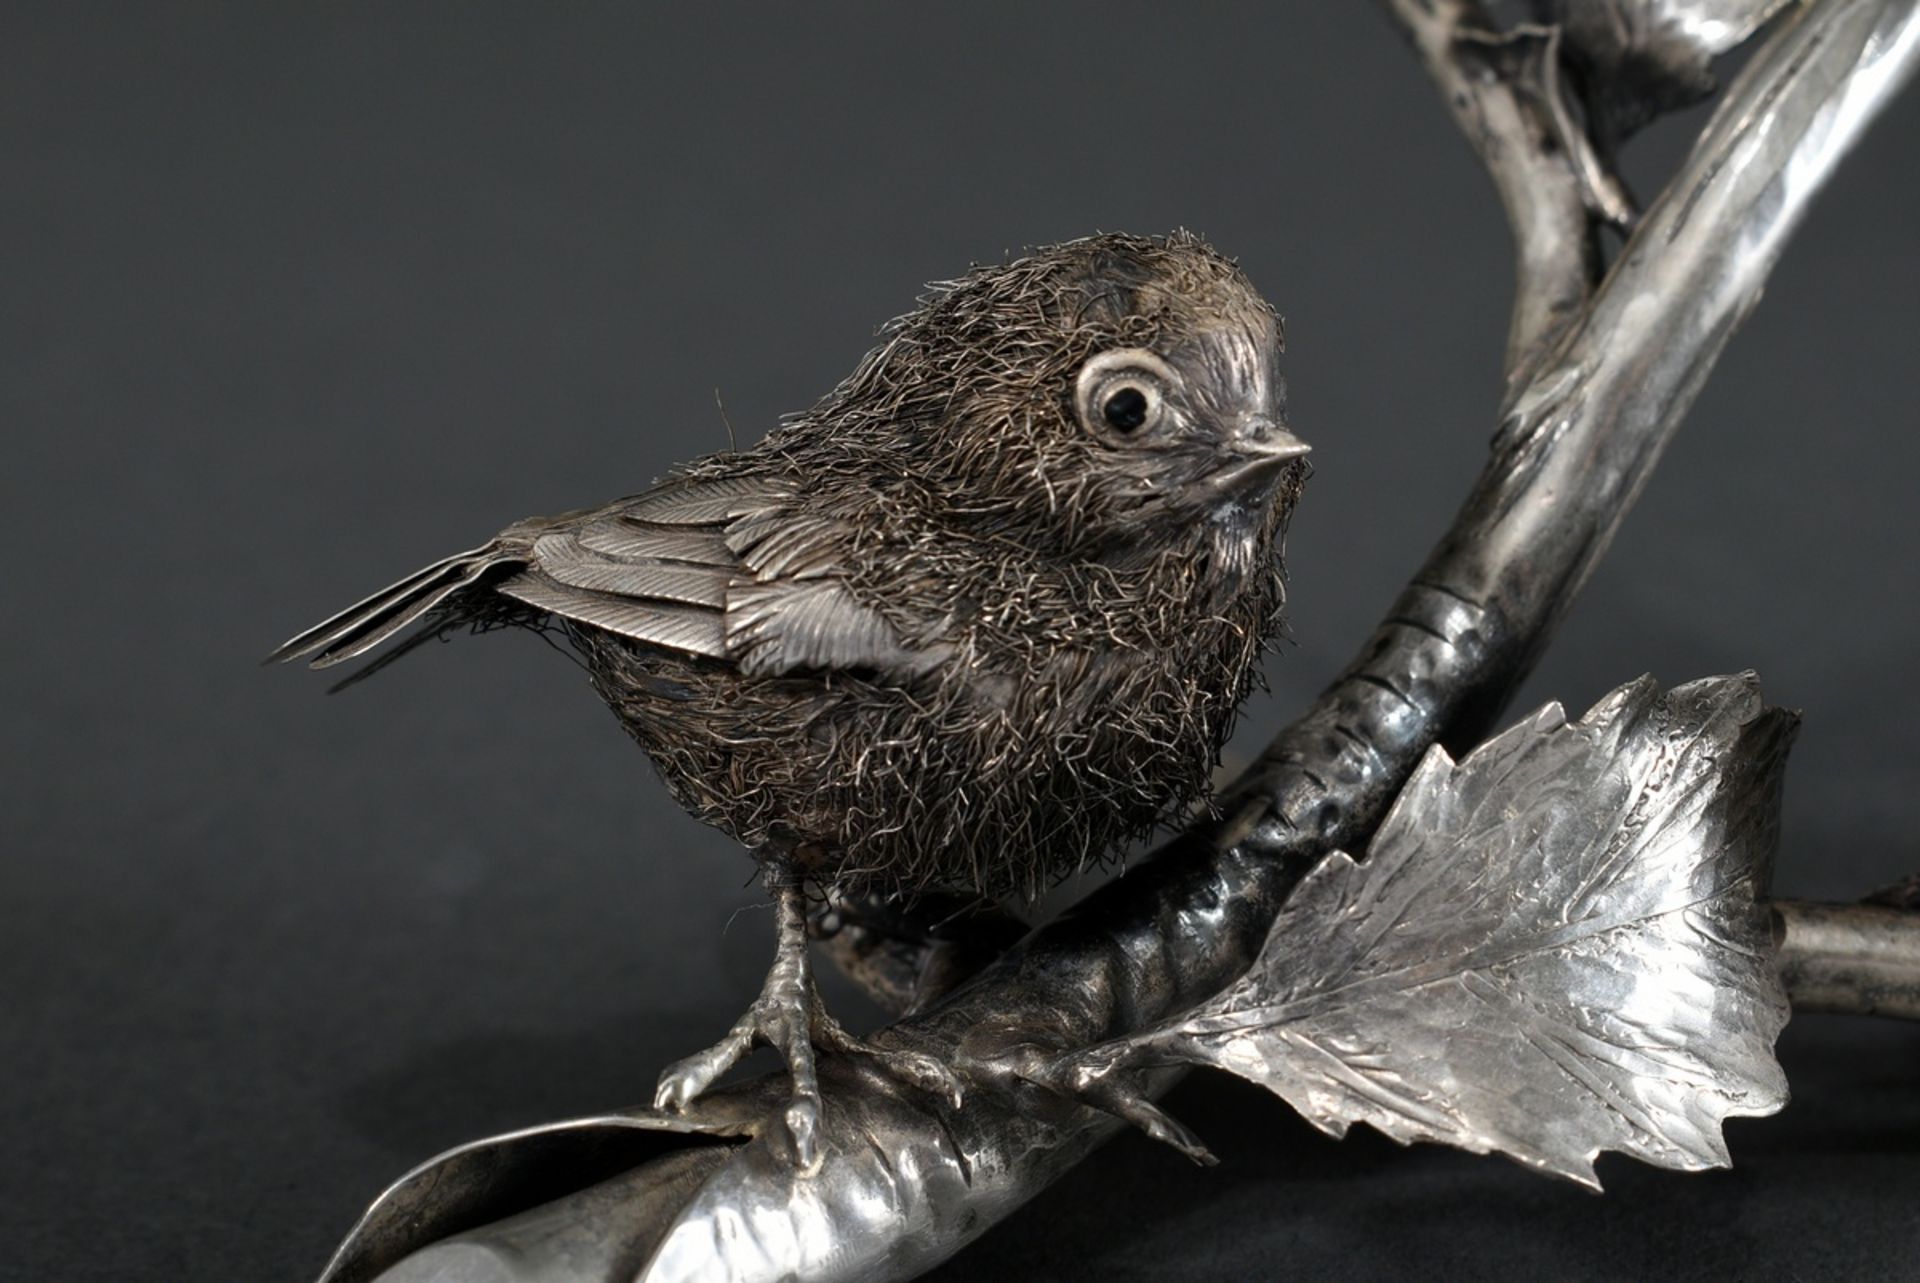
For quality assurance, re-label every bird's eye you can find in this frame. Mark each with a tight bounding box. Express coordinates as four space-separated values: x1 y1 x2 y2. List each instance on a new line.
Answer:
1075 348 1178 443
1102 386 1151 433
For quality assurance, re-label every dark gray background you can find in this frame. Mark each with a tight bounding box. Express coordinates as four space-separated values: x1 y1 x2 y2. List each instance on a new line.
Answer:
4 5 1917 1281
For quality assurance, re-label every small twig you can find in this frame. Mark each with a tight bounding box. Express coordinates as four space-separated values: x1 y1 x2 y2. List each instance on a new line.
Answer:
1380 1 1611 387
1776 899 1920 1020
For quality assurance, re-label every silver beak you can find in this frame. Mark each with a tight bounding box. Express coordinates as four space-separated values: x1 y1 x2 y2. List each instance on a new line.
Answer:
1243 427 1312 463
1210 425 1311 493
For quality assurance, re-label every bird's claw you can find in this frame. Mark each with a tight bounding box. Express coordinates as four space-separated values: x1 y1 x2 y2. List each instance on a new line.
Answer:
810 997 965 1110
873 1046 967 1111
653 985 828 1171
653 986 966 1173
984 1039 1217 1166
783 1096 823 1174
652 1030 750 1113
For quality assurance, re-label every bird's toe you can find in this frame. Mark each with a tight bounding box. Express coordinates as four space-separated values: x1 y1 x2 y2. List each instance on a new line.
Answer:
783 1093 824 1174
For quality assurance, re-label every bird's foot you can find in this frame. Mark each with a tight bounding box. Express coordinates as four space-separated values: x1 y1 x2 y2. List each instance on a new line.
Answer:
965 1036 1219 1167
650 988 966 1173
808 993 965 1110
652 879 964 1173
653 961 830 1171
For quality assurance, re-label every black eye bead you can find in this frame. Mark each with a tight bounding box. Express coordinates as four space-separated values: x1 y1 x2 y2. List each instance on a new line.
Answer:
1102 386 1150 432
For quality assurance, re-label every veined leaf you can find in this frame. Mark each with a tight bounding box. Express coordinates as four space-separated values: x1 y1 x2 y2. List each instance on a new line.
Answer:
1128 673 1797 1187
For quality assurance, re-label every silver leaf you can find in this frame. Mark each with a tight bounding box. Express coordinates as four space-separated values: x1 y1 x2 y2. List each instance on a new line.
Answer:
1129 673 1797 1187
1531 0 1795 60
1526 0 1798 142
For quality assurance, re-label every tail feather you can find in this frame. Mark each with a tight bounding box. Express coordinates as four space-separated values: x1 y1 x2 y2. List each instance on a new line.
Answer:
319 617 463 694
268 542 524 669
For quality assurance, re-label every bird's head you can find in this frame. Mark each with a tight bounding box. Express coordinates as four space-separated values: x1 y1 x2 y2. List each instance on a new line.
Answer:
792 230 1308 573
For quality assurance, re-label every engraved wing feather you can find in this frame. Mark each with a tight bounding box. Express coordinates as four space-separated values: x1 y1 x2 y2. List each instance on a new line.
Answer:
499 475 934 676
276 471 943 682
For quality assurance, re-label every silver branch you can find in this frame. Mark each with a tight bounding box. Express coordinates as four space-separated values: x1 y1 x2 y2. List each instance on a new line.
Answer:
316 3 1920 1281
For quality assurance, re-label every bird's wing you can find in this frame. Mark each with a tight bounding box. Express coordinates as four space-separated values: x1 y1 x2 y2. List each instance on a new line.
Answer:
498 474 943 680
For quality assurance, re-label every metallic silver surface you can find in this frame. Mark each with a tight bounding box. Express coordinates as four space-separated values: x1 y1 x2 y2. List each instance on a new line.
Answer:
1775 899 1920 1019
316 3 1920 1281
808 891 1027 1019
315 1112 752 1283
649 883 964 1173
650 884 832 1173
274 234 1306 907
321 896 1920 1283
1074 674 1797 1185
1527 1 1800 150
1384 0 1609 377
1617 0 1796 52
278 236 1310 1175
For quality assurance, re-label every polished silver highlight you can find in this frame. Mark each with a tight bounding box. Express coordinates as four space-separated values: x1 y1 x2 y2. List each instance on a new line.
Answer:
1540 0 1794 60
1072 674 1796 1185
317 2 1920 1280
1526 0 1800 146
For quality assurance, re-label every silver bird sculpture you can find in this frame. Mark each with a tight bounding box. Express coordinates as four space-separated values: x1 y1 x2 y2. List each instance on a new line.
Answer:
272 230 1310 1169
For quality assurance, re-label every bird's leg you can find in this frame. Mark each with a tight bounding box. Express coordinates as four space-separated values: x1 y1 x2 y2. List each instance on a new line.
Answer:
653 873 827 1169
652 871 964 1172
808 889 1028 1016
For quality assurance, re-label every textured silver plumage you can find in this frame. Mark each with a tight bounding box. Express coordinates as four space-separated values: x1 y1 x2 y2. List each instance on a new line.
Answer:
567 519 737 567
529 536 732 610
271 544 502 667
274 231 1308 1174
275 231 1306 902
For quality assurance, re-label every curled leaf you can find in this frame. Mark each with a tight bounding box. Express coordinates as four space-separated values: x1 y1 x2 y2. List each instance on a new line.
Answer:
316 1062 1010 1283
1528 0 1797 143
1109 673 1797 1187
